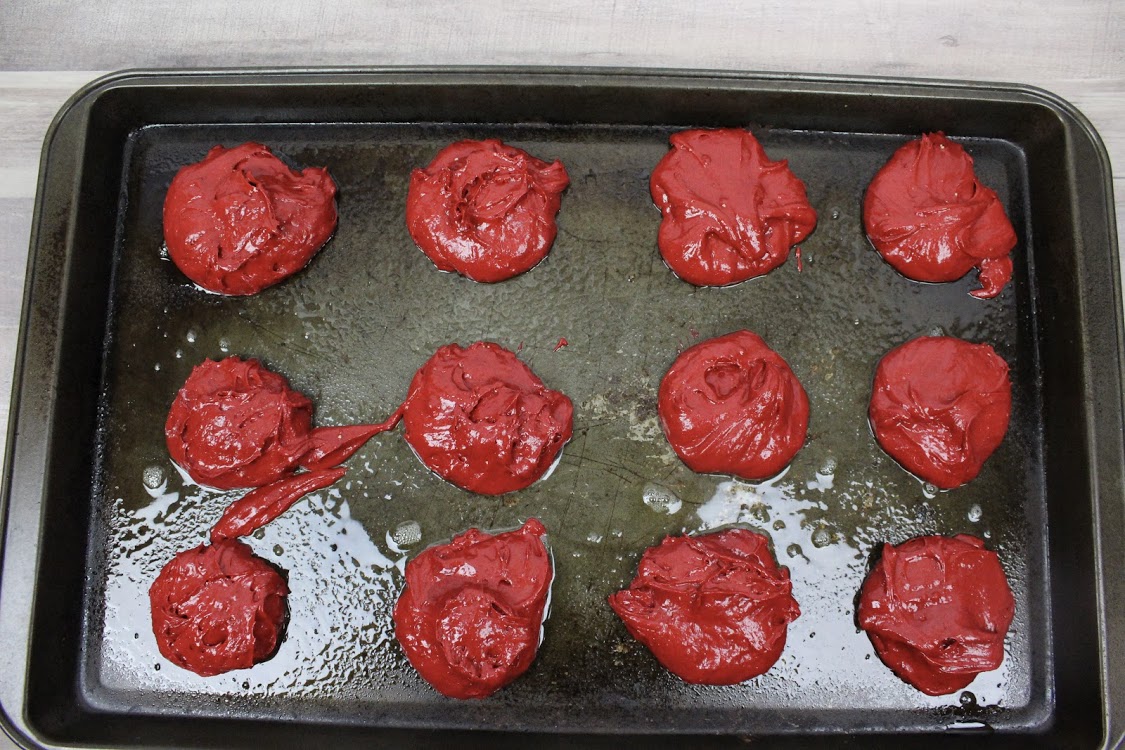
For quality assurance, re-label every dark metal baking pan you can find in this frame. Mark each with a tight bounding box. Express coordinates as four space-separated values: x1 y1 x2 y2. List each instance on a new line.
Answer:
0 68 1121 749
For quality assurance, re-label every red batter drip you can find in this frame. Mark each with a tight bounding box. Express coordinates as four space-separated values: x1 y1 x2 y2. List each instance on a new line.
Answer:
858 534 1015 695
150 462 364 677
210 467 346 542
658 330 809 481
149 539 289 677
393 519 553 699
163 143 337 295
401 342 573 495
406 139 570 283
166 357 393 490
609 528 800 684
155 359 404 677
863 133 1017 299
650 129 817 286
869 336 1011 489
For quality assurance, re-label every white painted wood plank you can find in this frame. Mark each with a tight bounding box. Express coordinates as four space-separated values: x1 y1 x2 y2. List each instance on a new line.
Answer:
1 0 1121 81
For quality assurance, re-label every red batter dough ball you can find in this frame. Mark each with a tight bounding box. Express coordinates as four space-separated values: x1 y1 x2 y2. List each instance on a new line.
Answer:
167 357 391 490
609 528 800 684
393 519 553 699
858 534 1015 695
406 139 570 283
863 132 1017 299
401 342 574 495
650 128 817 287
166 357 313 490
869 336 1011 489
163 142 338 295
149 539 289 677
658 330 809 481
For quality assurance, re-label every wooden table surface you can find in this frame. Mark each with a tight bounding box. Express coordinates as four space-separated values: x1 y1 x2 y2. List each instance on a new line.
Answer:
0 2 1121 746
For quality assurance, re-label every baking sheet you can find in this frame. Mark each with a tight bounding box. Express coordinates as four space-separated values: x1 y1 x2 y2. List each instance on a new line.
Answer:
92 122 1043 729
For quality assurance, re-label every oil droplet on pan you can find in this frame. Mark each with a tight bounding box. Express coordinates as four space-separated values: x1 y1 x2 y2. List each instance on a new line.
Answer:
391 521 422 547
141 465 166 491
642 483 683 515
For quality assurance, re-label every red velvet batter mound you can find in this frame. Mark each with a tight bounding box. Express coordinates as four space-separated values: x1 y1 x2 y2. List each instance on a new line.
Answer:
393 519 553 699
163 142 337 295
401 342 574 495
858 534 1015 695
166 357 391 490
406 139 570 283
658 330 809 481
608 528 800 684
869 336 1011 489
863 133 1017 299
650 129 817 286
166 357 313 489
149 539 288 677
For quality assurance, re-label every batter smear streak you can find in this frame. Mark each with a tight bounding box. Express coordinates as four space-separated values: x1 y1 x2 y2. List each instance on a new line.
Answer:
153 358 404 677
165 357 403 491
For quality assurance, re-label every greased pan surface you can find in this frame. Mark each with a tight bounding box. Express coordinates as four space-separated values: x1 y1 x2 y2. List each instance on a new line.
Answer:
0 70 1120 749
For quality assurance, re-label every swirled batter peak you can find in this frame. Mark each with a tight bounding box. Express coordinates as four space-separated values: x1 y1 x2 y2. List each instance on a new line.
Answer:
401 342 573 495
863 133 1017 299
650 129 817 286
149 539 288 677
609 528 800 684
163 143 338 295
406 139 569 282
858 534 1015 695
393 519 553 699
658 330 809 481
869 336 1011 489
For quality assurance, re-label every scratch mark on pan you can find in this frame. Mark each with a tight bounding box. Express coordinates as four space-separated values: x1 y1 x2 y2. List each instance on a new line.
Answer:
557 225 607 245
576 453 646 481
238 313 318 358
603 487 621 542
